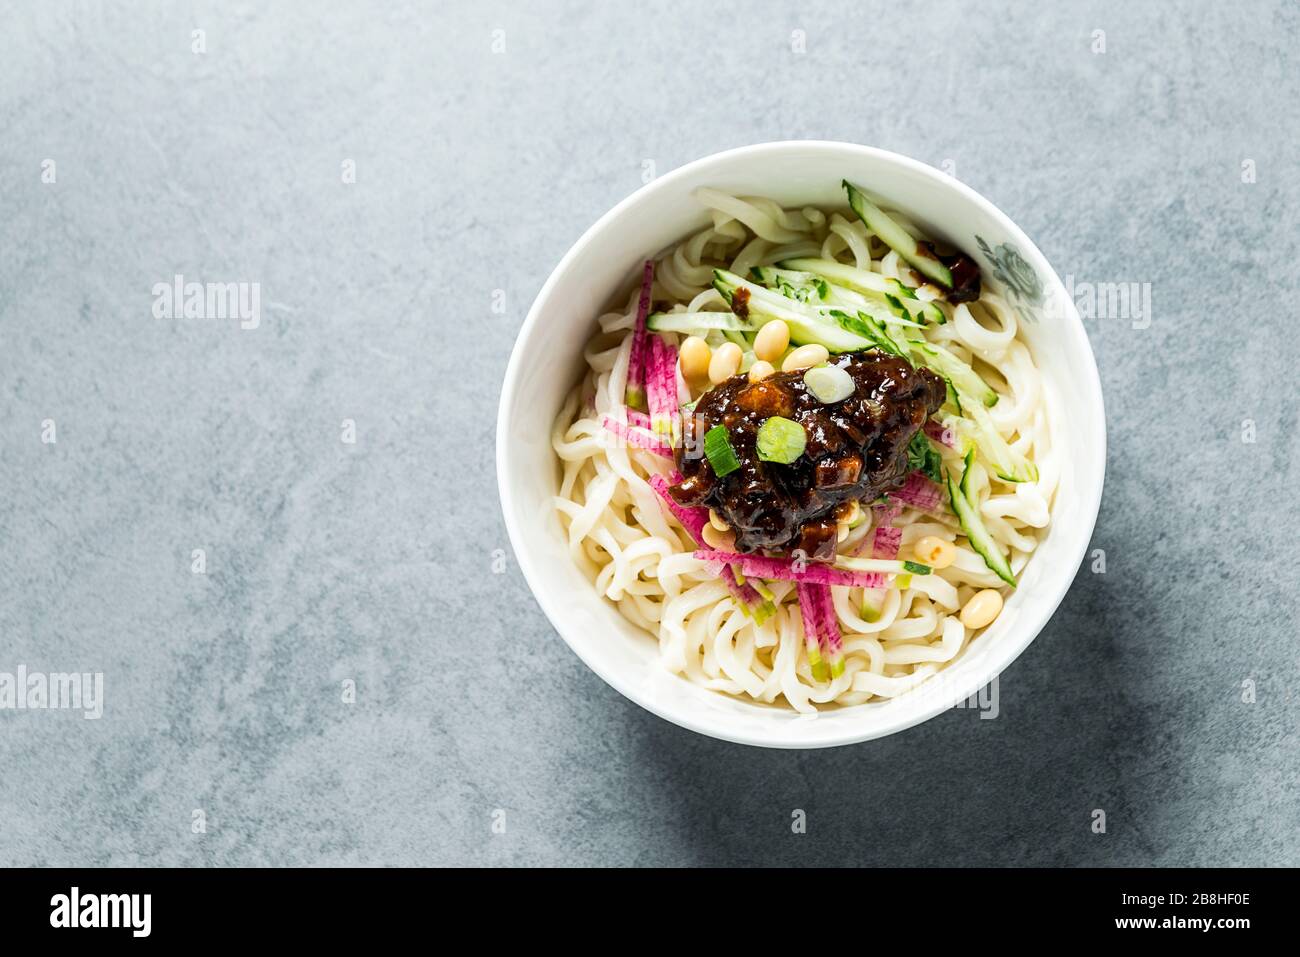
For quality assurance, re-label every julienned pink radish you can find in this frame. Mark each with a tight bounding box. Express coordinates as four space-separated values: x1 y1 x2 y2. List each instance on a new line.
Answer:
646 336 664 429
859 524 902 559
647 473 706 538
658 339 680 435
623 260 655 410
873 500 903 526
694 550 890 590
815 585 843 677
796 582 843 680
891 471 948 514
858 524 902 621
601 416 673 458
647 475 774 622
924 420 958 449
646 336 680 437
795 582 830 682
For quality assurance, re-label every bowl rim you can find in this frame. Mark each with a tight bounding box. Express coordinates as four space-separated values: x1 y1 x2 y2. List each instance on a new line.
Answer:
496 140 1107 749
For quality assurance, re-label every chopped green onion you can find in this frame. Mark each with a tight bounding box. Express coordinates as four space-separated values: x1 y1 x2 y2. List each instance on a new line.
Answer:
756 416 807 464
803 364 855 404
902 560 932 575
704 424 741 477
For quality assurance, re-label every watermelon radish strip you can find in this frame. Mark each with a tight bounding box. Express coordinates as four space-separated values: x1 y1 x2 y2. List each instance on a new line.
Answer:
661 342 680 433
892 471 948 514
814 584 844 677
924 420 958 449
601 416 672 458
857 523 902 619
730 573 773 624
646 337 674 436
647 337 679 437
854 521 901 558
663 341 680 404
665 343 680 429
646 475 773 620
873 525 903 556
624 260 655 410
694 550 890 590
625 408 653 430
795 582 831 682
872 500 904 526
646 336 664 428
647 473 706 539
648 337 665 430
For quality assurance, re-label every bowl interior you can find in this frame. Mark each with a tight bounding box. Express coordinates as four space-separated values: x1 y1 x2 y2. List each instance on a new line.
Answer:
498 142 1104 748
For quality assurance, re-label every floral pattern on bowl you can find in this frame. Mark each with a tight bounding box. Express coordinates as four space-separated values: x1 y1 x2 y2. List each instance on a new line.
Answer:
976 234 1044 323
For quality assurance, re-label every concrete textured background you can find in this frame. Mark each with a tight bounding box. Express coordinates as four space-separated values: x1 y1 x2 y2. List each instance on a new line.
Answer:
1 1 1297 867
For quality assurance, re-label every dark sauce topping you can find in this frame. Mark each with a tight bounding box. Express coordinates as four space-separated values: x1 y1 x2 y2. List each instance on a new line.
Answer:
917 240 982 303
669 350 946 562
731 286 750 319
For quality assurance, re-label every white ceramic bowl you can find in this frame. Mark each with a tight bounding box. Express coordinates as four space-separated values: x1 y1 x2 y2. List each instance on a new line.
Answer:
497 141 1105 748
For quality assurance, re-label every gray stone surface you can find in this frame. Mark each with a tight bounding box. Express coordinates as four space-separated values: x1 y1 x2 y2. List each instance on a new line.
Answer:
1 1 1297 867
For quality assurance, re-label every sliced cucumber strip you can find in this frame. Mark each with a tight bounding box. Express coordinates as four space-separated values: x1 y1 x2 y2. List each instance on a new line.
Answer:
750 262 925 331
722 328 751 350
713 270 874 353
779 257 915 298
940 373 964 416
822 284 927 329
827 309 905 357
842 180 954 289
884 291 946 326
948 453 1017 586
749 266 829 304
646 311 758 334
963 400 1038 483
780 257 944 324
913 342 998 408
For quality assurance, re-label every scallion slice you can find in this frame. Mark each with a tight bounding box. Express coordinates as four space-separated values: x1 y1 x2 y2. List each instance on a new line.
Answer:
703 424 741 477
756 416 807 464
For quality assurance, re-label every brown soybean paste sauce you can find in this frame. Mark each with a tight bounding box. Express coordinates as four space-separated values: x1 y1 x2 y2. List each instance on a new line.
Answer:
670 350 945 562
